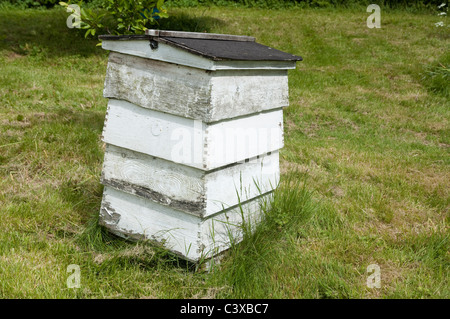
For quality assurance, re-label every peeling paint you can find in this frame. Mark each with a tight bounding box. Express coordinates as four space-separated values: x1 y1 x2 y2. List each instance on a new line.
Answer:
100 201 121 225
103 178 206 216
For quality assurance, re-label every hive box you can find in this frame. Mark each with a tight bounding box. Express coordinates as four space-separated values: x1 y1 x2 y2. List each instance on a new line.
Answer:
98 30 302 262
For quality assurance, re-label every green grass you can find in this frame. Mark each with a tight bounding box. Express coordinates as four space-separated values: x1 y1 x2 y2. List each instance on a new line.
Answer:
0 5 449 298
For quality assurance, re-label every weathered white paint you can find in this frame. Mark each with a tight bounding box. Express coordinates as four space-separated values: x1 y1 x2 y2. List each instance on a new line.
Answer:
210 69 289 121
101 40 297 71
102 39 215 70
100 186 270 262
98 32 294 261
204 111 283 169
103 52 289 122
101 144 279 218
103 52 212 121
101 99 283 170
203 151 278 217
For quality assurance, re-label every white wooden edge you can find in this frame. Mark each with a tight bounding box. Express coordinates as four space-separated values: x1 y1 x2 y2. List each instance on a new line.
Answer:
101 40 297 71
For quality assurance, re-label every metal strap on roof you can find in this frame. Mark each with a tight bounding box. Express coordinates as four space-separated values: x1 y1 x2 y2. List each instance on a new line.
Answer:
145 29 256 42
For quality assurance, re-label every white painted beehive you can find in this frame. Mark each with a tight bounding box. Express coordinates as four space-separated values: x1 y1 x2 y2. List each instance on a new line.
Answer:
98 30 302 262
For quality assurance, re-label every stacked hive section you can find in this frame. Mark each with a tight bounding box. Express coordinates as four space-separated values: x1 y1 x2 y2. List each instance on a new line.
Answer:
98 31 302 262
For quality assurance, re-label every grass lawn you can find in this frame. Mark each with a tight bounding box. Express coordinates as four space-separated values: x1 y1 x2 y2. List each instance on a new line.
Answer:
0 5 448 298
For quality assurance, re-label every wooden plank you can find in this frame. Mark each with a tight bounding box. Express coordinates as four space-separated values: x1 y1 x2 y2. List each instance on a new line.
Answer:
101 99 284 170
101 144 279 217
101 99 205 170
103 52 212 120
145 29 256 42
101 40 297 71
204 151 279 216
103 52 289 122
102 40 215 71
209 70 289 121
100 186 269 262
101 144 206 215
204 110 284 168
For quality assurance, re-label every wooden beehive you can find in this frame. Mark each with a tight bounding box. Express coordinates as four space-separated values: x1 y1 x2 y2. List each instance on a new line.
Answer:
98 30 302 262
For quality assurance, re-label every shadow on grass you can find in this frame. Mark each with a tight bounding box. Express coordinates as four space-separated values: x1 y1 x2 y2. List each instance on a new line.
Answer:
0 8 100 57
159 11 225 32
0 7 224 58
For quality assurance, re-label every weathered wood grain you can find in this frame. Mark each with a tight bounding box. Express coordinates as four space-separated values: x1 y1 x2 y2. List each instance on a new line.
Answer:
101 144 279 218
208 69 289 121
103 52 290 122
101 99 283 170
101 145 206 215
100 186 270 262
103 52 212 121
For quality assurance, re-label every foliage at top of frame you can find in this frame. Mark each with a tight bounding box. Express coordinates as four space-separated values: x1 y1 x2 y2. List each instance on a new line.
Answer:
59 0 169 38
1 0 446 10
164 0 448 10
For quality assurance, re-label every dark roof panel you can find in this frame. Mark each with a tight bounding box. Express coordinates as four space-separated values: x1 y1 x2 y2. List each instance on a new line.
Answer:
160 37 302 62
99 31 303 62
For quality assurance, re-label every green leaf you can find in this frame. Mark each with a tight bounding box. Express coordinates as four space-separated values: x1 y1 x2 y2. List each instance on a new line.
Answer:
71 0 169 43
158 12 169 18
